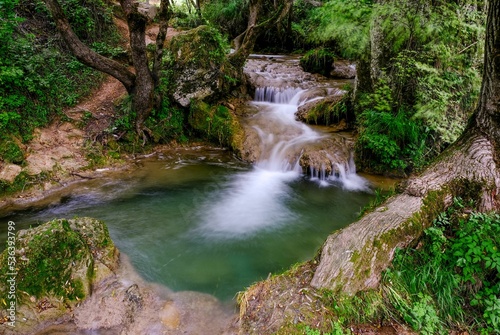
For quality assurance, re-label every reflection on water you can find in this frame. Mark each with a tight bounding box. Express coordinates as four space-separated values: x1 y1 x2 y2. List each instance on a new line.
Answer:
0 150 374 300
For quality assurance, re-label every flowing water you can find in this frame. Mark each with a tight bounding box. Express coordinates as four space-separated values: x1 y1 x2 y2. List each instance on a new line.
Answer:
0 56 379 302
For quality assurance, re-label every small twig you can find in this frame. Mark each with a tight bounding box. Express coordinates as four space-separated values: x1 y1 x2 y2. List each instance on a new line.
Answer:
458 41 478 54
70 172 95 180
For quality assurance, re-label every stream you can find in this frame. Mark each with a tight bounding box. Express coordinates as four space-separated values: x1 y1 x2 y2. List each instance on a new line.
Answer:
1 55 380 303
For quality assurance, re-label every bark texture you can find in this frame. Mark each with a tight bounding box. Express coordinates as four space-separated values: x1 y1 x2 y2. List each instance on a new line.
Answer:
311 194 424 293
474 1 500 159
44 0 136 92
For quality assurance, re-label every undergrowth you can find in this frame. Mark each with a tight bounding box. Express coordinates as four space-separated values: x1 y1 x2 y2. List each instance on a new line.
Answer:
328 197 500 334
0 0 120 160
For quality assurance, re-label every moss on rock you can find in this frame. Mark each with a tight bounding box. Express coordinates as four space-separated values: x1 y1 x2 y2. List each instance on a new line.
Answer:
299 48 335 77
295 94 353 129
0 217 118 331
165 25 241 107
0 137 24 164
189 100 244 152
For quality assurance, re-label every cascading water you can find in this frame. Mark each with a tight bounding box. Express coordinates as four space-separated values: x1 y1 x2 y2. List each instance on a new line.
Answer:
0 55 381 306
196 82 370 239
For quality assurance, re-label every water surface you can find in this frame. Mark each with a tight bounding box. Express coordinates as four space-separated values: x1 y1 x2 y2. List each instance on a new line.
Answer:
1 150 374 300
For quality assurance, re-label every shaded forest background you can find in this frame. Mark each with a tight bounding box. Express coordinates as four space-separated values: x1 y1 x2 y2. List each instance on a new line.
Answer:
0 0 486 176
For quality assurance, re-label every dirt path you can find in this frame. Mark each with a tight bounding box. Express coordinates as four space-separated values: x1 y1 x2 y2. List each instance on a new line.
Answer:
0 19 175 211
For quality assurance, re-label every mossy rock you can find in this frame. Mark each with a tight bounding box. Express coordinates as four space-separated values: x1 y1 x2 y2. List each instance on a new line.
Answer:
165 25 241 107
189 100 244 152
295 94 353 128
0 217 117 330
299 48 335 77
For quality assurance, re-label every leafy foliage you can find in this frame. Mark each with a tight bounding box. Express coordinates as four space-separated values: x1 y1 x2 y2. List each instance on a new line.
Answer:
384 198 500 333
305 0 373 58
0 0 119 161
202 0 248 39
355 82 426 173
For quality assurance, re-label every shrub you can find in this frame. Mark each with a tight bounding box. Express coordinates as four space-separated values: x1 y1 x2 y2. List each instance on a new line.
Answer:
384 198 500 333
300 48 335 77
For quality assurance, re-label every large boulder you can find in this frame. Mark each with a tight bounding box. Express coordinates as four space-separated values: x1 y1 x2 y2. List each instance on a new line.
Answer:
330 60 356 79
189 100 245 153
165 25 240 107
0 217 118 334
295 90 352 131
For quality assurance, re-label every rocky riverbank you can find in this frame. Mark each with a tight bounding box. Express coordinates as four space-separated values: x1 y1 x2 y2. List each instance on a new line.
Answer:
0 217 239 335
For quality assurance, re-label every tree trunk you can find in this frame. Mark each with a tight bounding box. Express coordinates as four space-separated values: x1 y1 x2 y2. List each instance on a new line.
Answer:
229 0 293 68
473 1 500 159
43 0 136 92
120 0 155 135
44 0 171 137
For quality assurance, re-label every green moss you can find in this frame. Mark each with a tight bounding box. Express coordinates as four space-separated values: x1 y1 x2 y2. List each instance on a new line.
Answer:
0 219 90 300
189 100 244 151
304 95 352 126
300 48 335 77
0 137 24 164
167 25 230 66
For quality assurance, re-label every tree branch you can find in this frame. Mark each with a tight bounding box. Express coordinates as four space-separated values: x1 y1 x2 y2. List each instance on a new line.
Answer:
43 0 136 93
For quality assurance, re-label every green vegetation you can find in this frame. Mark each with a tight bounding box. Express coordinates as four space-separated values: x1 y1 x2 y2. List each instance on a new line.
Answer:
324 197 500 334
302 323 352 335
304 0 372 58
202 0 247 39
299 48 335 77
297 0 485 173
356 84 426 173
0 170 52 195
0 0 120 159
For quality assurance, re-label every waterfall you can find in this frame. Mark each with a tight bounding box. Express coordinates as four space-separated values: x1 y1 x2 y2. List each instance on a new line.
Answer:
254 87 302 104
196 56 370 238
252 84 370 191
309 156 370 191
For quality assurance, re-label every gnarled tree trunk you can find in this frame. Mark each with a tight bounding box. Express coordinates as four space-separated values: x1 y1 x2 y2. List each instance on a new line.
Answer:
44 0 171 137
